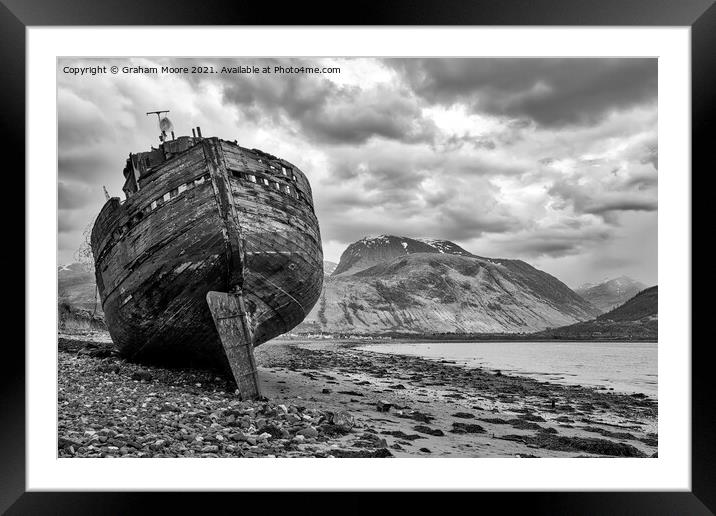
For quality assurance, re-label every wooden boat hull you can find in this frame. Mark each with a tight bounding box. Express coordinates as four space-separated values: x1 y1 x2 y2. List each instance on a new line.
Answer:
91 137 323 370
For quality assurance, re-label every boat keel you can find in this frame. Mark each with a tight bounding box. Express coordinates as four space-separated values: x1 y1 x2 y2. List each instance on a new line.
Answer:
206 290 261 400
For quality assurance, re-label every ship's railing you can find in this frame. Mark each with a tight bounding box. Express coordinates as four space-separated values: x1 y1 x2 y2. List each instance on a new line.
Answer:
227 167 314 211
94 160 318 265
146 172 211 213
111 164 314 252
92 172 212 263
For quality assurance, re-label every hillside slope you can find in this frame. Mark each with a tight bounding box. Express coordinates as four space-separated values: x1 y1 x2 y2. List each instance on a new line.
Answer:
533 286 657 341
301 236 600 334
575 276 646 313
58 263 101 314
332 235 473 276
323 261 338 276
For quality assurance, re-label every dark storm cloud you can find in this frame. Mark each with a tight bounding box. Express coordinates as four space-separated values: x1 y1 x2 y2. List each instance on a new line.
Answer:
548 179 657 218
321 207 515 245
584 198 658 215
625 172 658 190
56 57 657 285
58 104 114 146
58 181 96 210
389 58 657 127
317 160 519 246
300 89 435 145
326 161 429 194
58 152 116 184
498 225 612 258
513 240 580 257
177 58 437 146
58 208 91 234
436 207 517 239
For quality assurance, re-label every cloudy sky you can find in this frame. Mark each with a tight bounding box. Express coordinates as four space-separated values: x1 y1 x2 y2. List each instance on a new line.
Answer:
58 57 657 287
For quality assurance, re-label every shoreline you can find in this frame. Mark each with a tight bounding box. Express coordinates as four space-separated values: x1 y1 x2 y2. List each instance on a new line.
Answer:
287 334 658 343
348 339 657 398
58 331 657 458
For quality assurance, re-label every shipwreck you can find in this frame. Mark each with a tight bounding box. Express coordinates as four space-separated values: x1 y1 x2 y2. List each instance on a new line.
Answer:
90 112 323 399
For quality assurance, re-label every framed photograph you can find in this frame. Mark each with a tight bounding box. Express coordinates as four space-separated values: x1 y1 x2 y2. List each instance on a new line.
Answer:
4 0 710 512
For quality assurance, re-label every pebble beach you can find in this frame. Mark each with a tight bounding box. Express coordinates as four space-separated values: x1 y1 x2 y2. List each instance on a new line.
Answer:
58 331 657 458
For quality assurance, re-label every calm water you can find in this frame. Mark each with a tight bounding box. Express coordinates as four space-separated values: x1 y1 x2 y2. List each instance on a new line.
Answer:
357 341 657 397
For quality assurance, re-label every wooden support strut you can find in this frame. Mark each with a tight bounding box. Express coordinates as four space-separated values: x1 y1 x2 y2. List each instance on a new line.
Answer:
206 290 261 400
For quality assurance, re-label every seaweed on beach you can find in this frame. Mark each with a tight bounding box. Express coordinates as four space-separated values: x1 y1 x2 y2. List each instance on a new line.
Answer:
499 433 647 457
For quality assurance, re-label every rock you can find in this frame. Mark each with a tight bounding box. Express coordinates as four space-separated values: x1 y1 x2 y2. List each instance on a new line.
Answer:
397 410 434 423
330 448 393 458
96 364 121 374
413 425 445 437
499 434 647 457
330 411 355 432
58 437 82 450
382 430 423 441
356 433 388 448
554 416 574 423
480 417 510 424
376 401 393 413
451 422 486 434
80 347 114 358
509 419 543 431
518 413 546 422
321 388 332 394
131 371 153 382
257 424 284 439
286 414 302 424
338 390 364 397
150 439 166 450
452 412 475 419
390 384 406 390
419 447 432 453
297 427 319 438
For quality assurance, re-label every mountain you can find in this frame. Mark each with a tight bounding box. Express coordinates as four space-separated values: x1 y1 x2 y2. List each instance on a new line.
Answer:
596 285 657 322
332 235 473 276
323 261 338 276
533 286 657 341
58 262 105 330
574 276 647 313
58 262 101 313
300 236 600 334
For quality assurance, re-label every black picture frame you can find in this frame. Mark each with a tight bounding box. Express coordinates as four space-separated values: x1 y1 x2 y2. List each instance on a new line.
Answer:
2 0 710 513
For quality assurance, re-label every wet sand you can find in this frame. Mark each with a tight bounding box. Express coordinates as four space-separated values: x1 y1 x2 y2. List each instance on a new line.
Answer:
58 332 657 458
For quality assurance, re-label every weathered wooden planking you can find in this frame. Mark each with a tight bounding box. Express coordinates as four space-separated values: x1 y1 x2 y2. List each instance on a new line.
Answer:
206 291 261 400
92 136 323 370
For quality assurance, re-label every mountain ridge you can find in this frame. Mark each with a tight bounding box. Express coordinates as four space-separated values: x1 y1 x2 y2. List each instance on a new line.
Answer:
301 235 600 334
533 286 657 340
575 276 647 313
331 235 476 277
